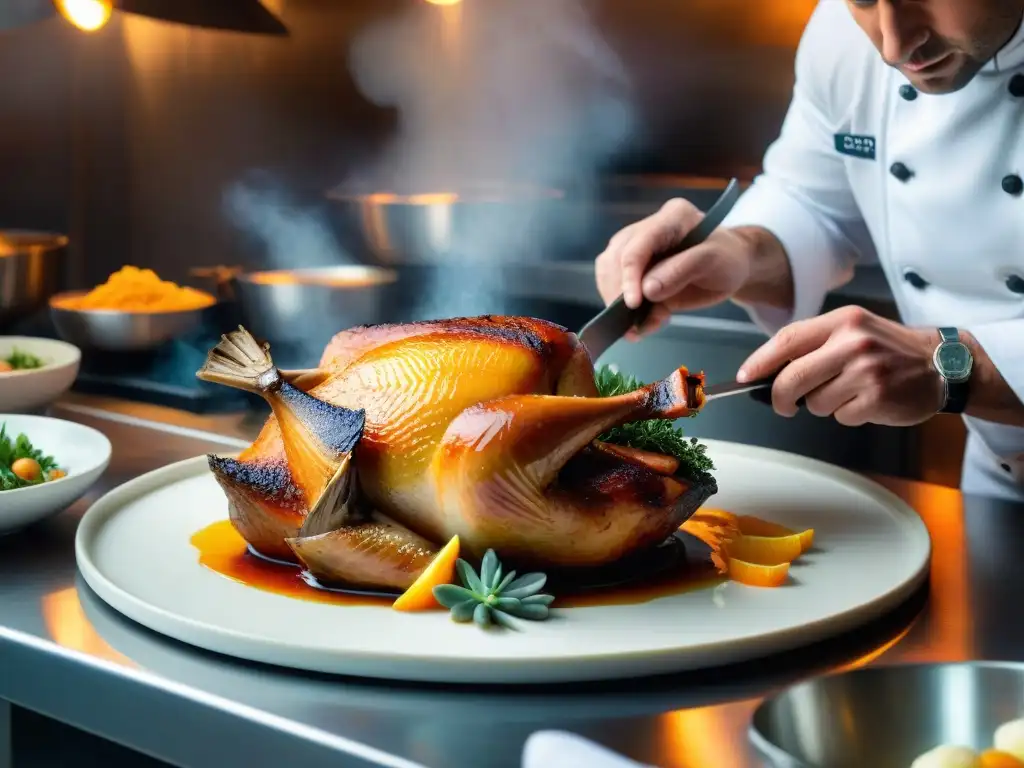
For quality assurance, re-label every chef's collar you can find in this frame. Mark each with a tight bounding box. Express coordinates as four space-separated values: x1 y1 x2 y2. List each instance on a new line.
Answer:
983 10 1024 72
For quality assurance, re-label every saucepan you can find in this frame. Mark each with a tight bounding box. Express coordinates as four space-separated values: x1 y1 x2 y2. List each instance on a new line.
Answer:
191 264 397 368
750 661 1024 767
0 231 69 330
324 180 566 265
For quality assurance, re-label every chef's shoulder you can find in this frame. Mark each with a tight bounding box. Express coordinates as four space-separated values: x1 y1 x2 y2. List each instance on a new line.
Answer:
795 1 880 121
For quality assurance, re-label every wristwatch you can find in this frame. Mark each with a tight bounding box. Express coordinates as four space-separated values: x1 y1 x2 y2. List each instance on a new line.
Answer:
932 327 973 414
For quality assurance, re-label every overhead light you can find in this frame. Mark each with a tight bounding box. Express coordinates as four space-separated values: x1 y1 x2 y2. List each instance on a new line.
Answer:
54 0 112 32
0 0 288 35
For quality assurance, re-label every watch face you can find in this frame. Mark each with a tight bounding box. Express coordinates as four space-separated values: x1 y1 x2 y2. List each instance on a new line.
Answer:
937 342 973 380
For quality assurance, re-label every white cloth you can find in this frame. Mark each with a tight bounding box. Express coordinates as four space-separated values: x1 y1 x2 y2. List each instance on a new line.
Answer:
522 731 653 768
721 0 1024 500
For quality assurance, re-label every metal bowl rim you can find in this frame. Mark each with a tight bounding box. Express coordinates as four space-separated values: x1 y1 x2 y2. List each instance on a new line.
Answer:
235 265 399 287
0 230 70 251
47 290 218 317
324 180 565 204
748 659 1024 767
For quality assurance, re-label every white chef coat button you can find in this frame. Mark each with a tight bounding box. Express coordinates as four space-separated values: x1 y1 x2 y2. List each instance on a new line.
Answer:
899 84 918 101
1006 274 1024 294
890 162 913 182
1010 74 1024 98
1002 174 1024 196
903 269 928 289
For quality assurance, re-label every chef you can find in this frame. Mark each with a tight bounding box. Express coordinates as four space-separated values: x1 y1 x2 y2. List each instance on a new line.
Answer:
596 0 1024 501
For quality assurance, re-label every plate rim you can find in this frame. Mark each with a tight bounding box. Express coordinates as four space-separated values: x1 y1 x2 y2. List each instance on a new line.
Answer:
74 439 933 683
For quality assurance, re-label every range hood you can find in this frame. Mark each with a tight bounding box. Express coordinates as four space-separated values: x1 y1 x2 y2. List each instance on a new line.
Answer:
1 0 288 35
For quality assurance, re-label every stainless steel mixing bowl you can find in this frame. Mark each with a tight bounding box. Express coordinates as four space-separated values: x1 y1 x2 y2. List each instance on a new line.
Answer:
325 182 565 265
191 264 397 368
750 661 1024 768
48 291 216 352
0 231 68 329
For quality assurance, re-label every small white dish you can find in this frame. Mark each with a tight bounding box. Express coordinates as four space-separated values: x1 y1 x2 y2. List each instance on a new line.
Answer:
0 414 111 534
0 336 81 413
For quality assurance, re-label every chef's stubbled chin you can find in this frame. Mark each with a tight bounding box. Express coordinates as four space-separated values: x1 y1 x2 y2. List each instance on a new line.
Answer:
195 318 716 594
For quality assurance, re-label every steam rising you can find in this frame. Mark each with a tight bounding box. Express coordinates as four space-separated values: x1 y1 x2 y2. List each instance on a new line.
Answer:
225 0 634 323
346 0 633 194
224 175 349 269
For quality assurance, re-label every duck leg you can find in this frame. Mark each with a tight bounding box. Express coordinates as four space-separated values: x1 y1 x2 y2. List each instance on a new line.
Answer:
433 366 708 565
197 327 366 511
437 366 704 491
200 327 442 592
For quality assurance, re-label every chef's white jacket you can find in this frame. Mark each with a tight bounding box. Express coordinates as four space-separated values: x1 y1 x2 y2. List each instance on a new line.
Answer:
722 0 1024 501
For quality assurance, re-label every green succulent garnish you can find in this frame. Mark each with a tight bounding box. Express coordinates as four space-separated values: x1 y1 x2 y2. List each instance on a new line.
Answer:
594 364 714 482
432 549 555 628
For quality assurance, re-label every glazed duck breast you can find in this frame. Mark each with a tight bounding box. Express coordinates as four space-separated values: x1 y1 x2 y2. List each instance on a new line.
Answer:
196 317 716 592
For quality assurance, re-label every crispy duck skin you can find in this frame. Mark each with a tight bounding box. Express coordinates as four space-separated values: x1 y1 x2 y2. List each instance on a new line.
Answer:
197 318 714 590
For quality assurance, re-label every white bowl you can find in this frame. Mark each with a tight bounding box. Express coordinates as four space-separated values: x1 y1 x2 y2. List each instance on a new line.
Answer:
0 414 111 534
0 336 81 413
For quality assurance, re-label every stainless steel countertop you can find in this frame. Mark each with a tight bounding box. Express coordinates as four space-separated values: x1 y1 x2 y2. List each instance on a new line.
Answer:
1 395 1020 768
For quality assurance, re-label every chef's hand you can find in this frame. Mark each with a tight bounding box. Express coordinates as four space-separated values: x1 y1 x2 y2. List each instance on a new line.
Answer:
594 198 755 338
737 306 945 427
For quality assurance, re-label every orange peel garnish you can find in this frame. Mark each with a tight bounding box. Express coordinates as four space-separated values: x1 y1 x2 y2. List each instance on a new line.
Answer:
682 509 815 589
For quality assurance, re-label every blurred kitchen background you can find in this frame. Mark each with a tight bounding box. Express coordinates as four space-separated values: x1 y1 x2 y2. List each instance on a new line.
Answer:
0 0 967 486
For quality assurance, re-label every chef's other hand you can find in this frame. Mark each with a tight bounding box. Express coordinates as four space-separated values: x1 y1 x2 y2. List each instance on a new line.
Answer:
737 306 944 427
594 197 754 339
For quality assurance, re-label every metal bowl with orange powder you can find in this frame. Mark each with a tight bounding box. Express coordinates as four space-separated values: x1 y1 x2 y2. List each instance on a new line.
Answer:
49 267 217 352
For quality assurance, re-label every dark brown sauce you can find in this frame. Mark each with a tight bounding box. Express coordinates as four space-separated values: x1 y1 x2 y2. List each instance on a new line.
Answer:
190 520 394 607
190 519 726 609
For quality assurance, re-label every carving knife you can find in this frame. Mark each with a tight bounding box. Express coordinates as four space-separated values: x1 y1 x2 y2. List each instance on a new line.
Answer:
701 373 805 408
578 178 742 362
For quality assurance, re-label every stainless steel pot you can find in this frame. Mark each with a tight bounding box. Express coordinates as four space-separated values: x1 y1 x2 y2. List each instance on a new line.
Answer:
192 264 397 368
0 231 69 329
325 182 565 265
324 176 748 268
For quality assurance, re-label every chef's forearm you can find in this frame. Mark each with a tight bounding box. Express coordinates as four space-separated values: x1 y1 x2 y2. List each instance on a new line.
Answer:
960 331 1024 428
729 226 796 311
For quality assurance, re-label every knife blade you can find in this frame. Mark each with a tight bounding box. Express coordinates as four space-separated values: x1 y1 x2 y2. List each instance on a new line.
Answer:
578 177 742 362
702 372 806 408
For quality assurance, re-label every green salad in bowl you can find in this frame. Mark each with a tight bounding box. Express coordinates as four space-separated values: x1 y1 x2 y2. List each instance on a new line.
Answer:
0 347 47 374
0 422 66 491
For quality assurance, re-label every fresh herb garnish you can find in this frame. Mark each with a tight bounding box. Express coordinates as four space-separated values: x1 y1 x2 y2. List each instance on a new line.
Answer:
0 423 61 491
432 549 555 628
2 348 45 371
594 364 714 481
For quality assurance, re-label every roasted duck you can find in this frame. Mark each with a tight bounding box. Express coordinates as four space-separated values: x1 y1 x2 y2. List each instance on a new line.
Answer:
196 316 716 592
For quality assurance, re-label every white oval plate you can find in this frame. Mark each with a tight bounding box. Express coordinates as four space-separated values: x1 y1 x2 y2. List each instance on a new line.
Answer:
75 440 930 684
1 414 111 534
0 336 81 413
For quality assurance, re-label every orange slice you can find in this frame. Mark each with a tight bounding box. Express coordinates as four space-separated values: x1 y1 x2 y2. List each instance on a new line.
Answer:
725 533 805 566
727 557 790 588
737 515 815 554
392 535 460 612
980 750 1024 768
